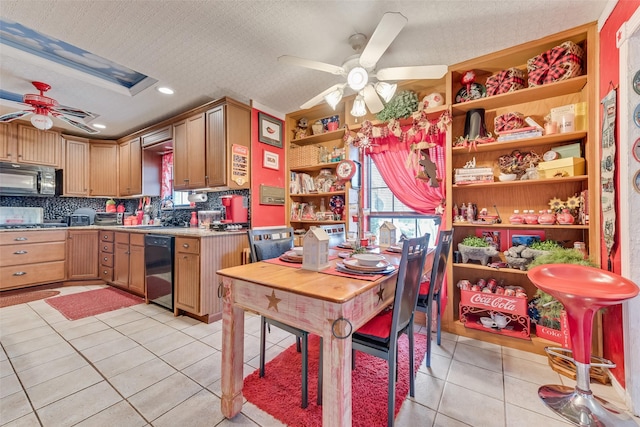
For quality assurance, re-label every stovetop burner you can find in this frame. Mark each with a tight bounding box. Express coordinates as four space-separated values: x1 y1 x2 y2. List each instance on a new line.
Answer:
0 223 68 230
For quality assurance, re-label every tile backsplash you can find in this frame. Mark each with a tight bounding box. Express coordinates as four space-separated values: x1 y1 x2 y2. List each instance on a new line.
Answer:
0 189 250 224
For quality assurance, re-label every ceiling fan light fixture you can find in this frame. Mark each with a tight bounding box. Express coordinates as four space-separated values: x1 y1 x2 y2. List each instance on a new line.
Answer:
347 67 368 91
350 94 367 117
30 113 53 130
324 87 343 110
375 82 397 102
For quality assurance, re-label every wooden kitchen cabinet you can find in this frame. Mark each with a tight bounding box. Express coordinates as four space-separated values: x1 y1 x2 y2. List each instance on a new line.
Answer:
112 232 145 295
63 136 90 196
174 234 248 322
99 231 114 282
118 137 142 196
16 124 62 168
205 98 251 189
0 122 16 162
173 113 206 190
90 142 118 197
67 230 99 280
0 230 66 290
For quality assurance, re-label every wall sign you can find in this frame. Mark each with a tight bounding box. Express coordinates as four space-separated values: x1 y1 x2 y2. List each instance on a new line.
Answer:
231 144 249 185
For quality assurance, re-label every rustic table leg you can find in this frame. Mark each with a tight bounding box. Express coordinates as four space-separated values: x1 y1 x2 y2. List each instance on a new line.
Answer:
322 306 353 427
221 277 244 418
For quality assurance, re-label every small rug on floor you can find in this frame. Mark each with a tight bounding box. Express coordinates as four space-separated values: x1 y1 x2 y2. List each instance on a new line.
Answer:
0 290 60 308
45 287 144 320
243 332 427 427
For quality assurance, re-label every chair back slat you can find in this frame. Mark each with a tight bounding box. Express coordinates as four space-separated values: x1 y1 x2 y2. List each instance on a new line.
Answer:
391 234 430 335
247 227 295 262
428 230 454 297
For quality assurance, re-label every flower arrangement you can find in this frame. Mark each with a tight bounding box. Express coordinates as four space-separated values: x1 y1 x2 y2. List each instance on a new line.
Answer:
548 194 582 223
375 90 419 121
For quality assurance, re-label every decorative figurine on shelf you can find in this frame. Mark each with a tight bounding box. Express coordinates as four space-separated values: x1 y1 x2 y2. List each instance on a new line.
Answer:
455 70 487 103
293 117 308 140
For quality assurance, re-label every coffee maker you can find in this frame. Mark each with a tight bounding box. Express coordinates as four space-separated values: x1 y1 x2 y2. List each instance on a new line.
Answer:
220 195 248 224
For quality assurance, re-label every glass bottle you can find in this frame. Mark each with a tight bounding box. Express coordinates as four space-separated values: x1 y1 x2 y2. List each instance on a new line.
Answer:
574 241 588 258
320 198 326 213
460 203 467 221
509 210 524 224
190 212 198 227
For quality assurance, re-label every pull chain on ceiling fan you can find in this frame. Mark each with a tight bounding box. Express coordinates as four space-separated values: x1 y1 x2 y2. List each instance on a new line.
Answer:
0 81 99 134
278 12 447 116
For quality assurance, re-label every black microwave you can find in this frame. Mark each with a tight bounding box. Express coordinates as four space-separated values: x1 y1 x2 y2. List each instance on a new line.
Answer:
0 162 62 197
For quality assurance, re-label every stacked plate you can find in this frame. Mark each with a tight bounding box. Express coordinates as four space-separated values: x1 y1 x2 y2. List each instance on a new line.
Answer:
386 245 403 253
279 251 303 263
336 257 396 275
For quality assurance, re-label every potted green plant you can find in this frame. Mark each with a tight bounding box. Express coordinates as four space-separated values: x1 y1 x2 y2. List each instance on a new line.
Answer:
528 247 597 339
458 235 499 266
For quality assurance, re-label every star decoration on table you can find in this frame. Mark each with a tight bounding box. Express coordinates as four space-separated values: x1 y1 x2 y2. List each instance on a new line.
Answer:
266 289 281 312
377 285 385 303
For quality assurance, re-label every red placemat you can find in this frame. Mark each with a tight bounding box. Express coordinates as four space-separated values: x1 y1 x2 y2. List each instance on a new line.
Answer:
318 265 385 281
264 257 303 268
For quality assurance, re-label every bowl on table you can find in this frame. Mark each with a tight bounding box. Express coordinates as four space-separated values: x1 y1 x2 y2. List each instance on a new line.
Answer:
292 247 304 256
352 253 385 267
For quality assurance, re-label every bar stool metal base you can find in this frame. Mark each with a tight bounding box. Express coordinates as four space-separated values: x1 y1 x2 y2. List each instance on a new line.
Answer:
538 384 637 427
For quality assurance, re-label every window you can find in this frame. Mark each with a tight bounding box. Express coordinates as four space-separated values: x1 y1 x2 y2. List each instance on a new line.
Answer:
367 157 441 246
161 152 190 207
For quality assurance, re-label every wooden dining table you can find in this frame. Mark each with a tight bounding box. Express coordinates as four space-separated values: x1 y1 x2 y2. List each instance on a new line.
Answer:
217 248 434 427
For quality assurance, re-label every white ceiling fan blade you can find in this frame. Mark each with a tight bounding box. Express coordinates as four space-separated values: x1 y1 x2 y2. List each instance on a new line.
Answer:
359 12 408 69
52 105 96 120
300 83 346 110
278 55 345 75
376 65 448 81
0 110 32 123
53 113 100 134
363 85 384 114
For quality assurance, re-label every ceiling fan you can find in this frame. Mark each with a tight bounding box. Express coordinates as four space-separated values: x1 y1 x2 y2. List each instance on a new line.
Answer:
0 81 99 134
279 12 447 116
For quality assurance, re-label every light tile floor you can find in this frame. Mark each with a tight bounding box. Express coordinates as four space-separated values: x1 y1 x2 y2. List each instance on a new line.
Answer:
1 284 638 427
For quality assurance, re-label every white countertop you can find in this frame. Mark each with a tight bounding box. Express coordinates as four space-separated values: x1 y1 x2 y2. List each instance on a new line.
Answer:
1 225 247 238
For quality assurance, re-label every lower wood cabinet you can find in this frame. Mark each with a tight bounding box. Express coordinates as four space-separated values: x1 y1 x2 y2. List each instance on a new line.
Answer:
112 232 145 295
0 230 66 290
67 230 99 280
174 234 248 322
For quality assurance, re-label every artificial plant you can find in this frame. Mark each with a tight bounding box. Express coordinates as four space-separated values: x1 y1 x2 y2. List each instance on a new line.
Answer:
375 90 418 121
528 248 597 329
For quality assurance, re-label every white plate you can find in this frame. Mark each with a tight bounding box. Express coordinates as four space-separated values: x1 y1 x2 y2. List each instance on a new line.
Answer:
343 258 390 272
336 263 396 275
338 251 352 259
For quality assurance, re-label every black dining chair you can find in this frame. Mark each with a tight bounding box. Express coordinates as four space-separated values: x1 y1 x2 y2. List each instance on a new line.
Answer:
415 229 453 367
319 224 346 248
246 227 315 408
349 234 430 427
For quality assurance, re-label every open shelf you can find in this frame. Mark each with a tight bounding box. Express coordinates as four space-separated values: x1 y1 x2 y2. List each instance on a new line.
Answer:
453 175 588 189
452 131 587 154
290 129 345 146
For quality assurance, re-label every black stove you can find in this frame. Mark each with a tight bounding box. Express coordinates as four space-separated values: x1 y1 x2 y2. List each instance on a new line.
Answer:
0 223 68 230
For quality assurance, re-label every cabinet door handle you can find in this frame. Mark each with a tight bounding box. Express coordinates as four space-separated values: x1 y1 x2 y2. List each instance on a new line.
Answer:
13 250 27 255
13 271 27 276
103 235 109 240
14 237 28 241
183 243 189 248
217 282 223 298
103 257 108 261
125 251 130 255
103 246 108 250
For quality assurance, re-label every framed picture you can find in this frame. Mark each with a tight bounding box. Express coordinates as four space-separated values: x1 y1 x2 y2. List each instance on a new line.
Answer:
263 150 279 170
258 112 283 148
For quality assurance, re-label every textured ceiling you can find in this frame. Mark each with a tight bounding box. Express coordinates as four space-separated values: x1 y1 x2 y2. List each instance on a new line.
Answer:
0 0 610 139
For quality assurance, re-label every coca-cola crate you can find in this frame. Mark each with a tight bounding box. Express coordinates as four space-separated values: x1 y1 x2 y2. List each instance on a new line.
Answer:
459 289 531 340
535 311 570 347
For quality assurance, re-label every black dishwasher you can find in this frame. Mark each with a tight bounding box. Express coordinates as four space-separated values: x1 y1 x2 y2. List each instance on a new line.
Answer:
145 234 175 311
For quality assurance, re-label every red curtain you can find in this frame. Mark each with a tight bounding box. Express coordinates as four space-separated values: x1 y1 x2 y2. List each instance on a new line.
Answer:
161 152 173 200
367 134 446 214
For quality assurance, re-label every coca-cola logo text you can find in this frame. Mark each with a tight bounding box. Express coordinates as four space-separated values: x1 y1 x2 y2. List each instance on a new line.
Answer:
469 294 517 311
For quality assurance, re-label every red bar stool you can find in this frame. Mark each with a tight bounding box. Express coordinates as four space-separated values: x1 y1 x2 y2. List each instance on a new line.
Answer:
527 264 639 426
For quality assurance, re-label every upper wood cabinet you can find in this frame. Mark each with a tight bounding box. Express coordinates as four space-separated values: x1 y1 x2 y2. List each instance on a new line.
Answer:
205 99 251 189
0 122 16 162
118 137 142 196
63 136 90 197
173 113 206 190
16 124 62 167
89 142 118 197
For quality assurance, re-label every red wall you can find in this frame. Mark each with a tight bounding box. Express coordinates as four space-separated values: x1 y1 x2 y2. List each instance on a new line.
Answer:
599 0 640 387
250 109 287 227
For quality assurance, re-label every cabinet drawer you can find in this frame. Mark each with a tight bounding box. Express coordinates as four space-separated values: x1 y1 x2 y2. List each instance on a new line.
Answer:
130 233 145 246
100 253 113 267
100 266 113 282
176 237 200 254
100 242 114 253
0 261 66 290
100 231 114 242
0 241 66 267
0 230 66 245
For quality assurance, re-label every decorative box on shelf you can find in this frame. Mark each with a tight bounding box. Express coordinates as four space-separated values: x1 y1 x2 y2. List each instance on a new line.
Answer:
459 289 531 340
537 157 585 178
486 68 527 97
527 40 584 87
454 167 494 184
289 145 320 168
535 310 570 347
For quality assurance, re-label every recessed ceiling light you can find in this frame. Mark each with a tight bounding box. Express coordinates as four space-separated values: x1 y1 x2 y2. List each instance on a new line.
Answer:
92 123 106 129
157 87 174 95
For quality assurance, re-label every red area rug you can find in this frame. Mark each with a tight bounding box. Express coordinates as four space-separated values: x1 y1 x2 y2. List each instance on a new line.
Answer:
243 332 427 427
0 290 60 308
45 287 144 320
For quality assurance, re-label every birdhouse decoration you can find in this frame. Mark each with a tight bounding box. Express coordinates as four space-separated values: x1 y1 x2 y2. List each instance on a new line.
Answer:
379 221 397 247
302 227 330 271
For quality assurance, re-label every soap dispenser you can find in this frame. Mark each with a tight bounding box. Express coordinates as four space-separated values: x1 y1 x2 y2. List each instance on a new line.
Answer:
190 212 198 228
